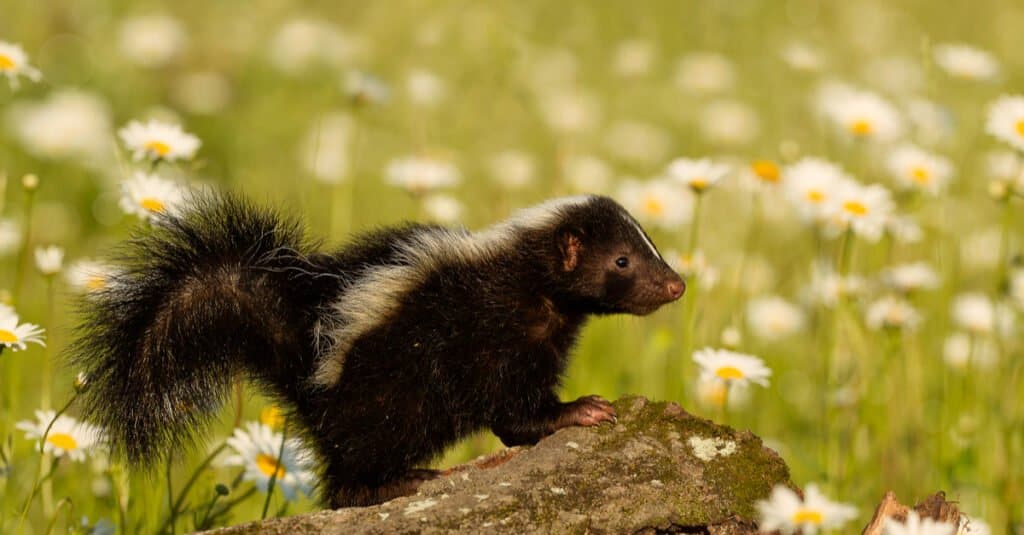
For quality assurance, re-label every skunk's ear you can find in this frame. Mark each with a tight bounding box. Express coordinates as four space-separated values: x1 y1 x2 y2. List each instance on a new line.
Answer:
558 228 584 271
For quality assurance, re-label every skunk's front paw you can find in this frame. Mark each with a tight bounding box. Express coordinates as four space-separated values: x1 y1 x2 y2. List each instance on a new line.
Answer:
557 395 617 428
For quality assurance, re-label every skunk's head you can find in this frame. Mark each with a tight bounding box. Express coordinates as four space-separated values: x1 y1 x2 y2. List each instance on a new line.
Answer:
544 196 685 315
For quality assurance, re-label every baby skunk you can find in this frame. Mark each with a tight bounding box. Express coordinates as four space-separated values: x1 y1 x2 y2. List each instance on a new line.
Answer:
69 193 684 508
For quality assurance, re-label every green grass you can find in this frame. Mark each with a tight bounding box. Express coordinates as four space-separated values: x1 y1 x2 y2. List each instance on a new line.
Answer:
1 0 1022 532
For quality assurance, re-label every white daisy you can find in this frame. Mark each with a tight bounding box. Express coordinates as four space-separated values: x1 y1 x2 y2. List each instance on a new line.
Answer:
782 158 850 222
886 145 954 195
406 68 445 107
746 296 806 341
538 89 600 134
906 98 955 146
807 267 866 308
957 515 991 535
821 86 903 142
884 511 955 535
117 14 187 68
34 245 64 276
65 259 115 293
299 111 353 184
421 194 463 223
984 149 1022 181
865 295 922 331
933 43 999 81
615 178 694 230
665 157 730 193
119 172 187 220
699 99 761 147
15 410 102 462
960 228 1003 271
951 292 1014 337
943 332 998 372
563 155 612 193
488 150 535 190
385 155 460 195
885 215 924 244
612 39 656 78
720 326 742 349
693 347 771 388
6 89 113 162
756 483 858 534
674 52 735 94
0 41 42 89
269 19 362 76
0 304 45 351
882 262 941 293
604 121 671 165
825 181 895 242
0 218 22 256
223 422 316 500
342 71 390 105
663 249 719 290
780 42 825 72
170 71 232 116
985 95 1024 152
118 119 201 162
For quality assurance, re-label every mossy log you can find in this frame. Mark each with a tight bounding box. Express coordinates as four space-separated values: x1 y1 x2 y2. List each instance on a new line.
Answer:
208 395 793 534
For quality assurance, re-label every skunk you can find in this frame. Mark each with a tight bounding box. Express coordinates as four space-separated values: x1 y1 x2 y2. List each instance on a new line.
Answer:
69 193 684 508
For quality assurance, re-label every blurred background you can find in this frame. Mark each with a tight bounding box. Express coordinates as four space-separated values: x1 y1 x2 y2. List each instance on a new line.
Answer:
1 0 1023 532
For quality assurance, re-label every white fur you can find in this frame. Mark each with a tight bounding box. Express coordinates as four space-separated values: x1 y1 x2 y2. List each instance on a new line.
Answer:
313 196 594 386
627 217 662 260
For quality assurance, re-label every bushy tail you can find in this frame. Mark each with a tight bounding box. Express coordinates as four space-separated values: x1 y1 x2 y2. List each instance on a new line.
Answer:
69 193 333 466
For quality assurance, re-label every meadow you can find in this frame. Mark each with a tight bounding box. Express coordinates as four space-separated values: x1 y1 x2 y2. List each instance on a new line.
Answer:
1 0 1022 533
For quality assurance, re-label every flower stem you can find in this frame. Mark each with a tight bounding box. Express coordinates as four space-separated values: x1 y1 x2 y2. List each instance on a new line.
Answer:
157 442 228 535
17 393 78 531
679 195 706 400
688 194 704 255
825 229 855 489
41 276 55 411
261 417 290 520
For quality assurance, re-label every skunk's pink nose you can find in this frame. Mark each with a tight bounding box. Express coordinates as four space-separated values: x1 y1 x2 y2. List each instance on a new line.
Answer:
666 279 685 300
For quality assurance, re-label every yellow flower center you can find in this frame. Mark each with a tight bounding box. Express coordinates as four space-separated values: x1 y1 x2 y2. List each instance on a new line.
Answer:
1016 120 1024 137
140 198 166 213
0 329 18 343
260 406 285 430
144 140 172 156
643 197 665 216
751 160 780 183
689 178 709 191
843 200 868 216
47 433 79 451
256 453 286 478
849 119 873 136
910 166 930 184
806 190 825 203
86 275 106 291
792 508 824 525
715 366 745 380
0 54 14 71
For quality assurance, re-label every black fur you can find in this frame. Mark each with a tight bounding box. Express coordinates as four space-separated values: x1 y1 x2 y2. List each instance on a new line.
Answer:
68 193 684 508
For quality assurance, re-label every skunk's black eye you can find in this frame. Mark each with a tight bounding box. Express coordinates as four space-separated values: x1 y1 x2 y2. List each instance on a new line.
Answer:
615 256 630 268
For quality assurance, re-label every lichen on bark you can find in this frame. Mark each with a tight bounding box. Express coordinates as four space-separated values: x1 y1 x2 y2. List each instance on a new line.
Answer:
208 396 792 534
